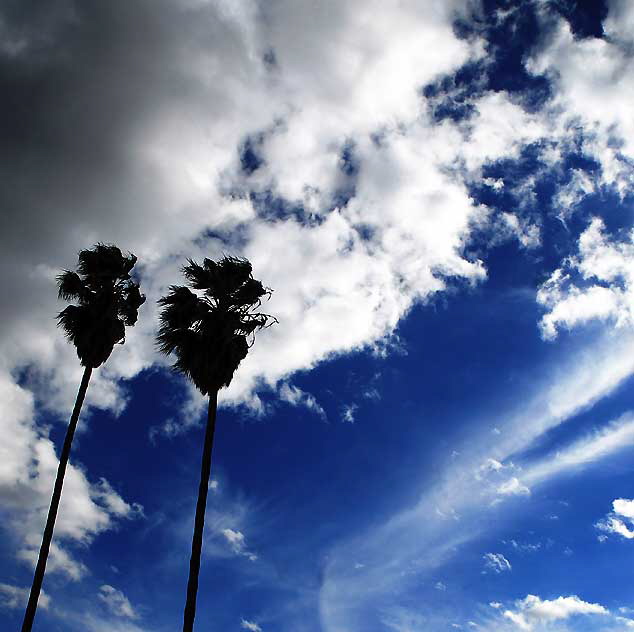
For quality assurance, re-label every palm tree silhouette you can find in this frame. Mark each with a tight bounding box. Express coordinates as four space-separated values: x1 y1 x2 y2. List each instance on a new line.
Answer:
21 244 145 632
157 256 275 632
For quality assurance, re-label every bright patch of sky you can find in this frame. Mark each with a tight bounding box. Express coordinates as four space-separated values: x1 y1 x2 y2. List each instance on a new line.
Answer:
2 1 634 630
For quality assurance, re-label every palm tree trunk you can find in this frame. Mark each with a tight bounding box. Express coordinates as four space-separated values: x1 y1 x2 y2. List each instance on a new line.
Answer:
183 389 218 632
21 365 93 632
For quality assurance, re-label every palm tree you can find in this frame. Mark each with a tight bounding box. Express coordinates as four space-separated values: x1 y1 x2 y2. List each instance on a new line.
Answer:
157 256 275 632
22 244 145 632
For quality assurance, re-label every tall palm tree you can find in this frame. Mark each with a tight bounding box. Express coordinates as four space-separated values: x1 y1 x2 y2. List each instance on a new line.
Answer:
157 256 275 632
22 244 145 632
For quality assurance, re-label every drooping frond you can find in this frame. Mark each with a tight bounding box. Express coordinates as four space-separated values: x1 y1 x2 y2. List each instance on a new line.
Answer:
57 271 86 301
156 255 275 394
182 256 254 300
231 277 268 309
56 244 144 367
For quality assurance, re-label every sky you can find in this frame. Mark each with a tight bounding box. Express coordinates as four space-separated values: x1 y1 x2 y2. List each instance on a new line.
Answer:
3 0 634 630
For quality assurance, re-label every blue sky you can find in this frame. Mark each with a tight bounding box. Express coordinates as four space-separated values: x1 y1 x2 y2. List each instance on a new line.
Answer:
3 1 634 630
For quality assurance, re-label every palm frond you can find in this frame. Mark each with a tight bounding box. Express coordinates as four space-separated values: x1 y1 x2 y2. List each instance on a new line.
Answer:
57 244 144 367
157 255 275 393
120 283 146 325
217 256 252 291
230 278 268 308
57 305 83 345
157 286 201 330
182 259 214 292
57 271 86 301
78 243 123 278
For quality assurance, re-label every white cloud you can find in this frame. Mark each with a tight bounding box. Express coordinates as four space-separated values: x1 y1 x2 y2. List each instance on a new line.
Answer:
0 0 493 429
613 498 634 519
319 332 634 631
479 458 504 474
241 620 262 632
17 541 87 582
552 169 595 218
498 212 540 250
527 12 634 195
503 594 607 630
0 0 500 595
279 383 326 421
201 480 264 566
616 616 634 629
497 477 530 497
0 374 142 580
538 218 634 339
4 2 634 629
76 614 151 632
596 497 634 540
341 404 358 424
521 414 634 488
98 585 139 620
0 583 50 610
483 552 511 574
221 528 258 562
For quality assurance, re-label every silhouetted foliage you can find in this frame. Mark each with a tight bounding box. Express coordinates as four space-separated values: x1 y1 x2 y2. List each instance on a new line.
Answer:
157 256 275 394
57 243 145 368
21 244 144 632
157 255 275 632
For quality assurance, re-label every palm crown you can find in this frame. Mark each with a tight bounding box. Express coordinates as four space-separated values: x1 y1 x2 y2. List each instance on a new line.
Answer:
57 243 145 368
157 256 275 395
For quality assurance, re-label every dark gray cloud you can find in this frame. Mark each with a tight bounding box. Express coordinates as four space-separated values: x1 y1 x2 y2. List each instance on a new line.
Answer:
0 0 256 333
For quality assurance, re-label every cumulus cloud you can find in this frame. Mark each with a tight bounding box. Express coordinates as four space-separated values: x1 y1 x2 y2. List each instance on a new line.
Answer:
596 498 634 540
538 218 634 339
503 594 607 630
6 3 622 608
0 0 523 586
527 7 634 195
4 1 634 629
0 0 493 425
0 0 501 601
0 375 142 580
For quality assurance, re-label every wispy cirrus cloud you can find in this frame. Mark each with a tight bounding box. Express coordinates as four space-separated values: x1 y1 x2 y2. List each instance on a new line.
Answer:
319 331 634 631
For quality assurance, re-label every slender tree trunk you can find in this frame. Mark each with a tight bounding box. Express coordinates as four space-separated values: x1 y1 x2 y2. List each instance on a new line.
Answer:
182 390 218 632
21 365 93 632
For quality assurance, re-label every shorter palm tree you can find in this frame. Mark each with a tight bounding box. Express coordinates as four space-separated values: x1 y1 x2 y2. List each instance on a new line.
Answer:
22 244 145 632
157 256 275 632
